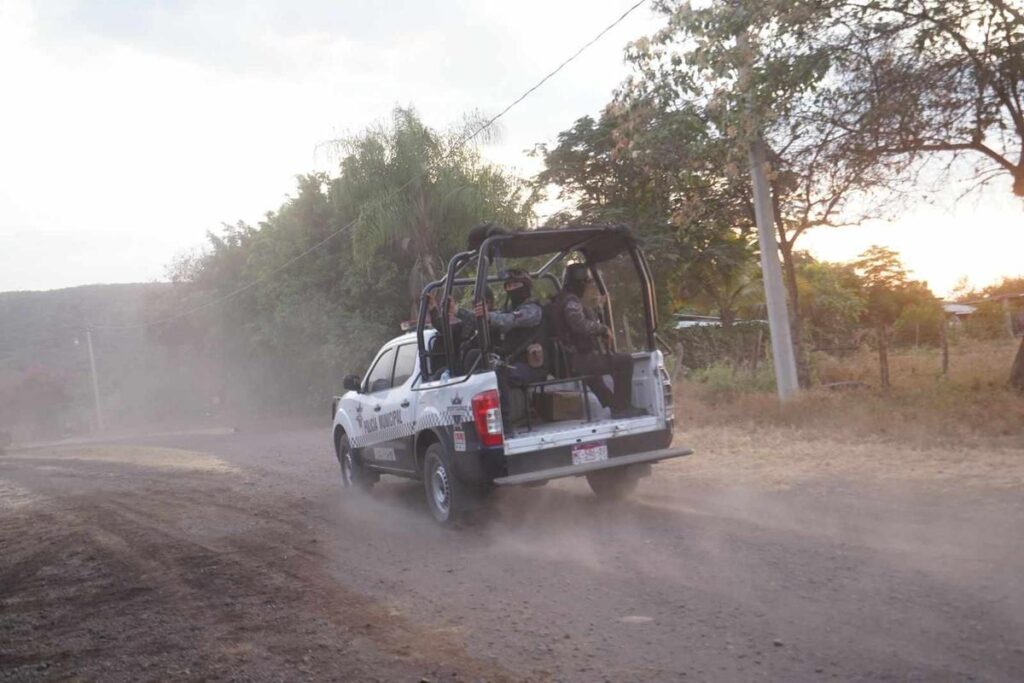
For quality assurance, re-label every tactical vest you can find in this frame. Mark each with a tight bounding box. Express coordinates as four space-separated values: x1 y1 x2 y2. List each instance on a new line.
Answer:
499 299 544 363
549 291 595 354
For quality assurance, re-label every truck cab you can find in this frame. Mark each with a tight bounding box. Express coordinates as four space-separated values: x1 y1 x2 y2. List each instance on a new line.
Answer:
332 225 692 524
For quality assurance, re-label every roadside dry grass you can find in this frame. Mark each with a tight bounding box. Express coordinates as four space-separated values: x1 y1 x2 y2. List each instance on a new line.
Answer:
672 420 1024 491
4 444 239 473
813 337 1019 390
682 338 1023 444
675 337 1024 490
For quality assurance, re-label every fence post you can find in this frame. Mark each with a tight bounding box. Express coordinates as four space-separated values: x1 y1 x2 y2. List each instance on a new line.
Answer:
750 327 764 377
940 316 949 378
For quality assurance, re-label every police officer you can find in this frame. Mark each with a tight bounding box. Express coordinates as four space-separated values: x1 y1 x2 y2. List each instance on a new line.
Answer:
474 268 545 384
553 263 642 418
427 288 494 376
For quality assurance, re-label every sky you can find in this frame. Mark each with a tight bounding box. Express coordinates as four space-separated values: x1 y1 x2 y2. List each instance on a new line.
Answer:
0 0 1021 298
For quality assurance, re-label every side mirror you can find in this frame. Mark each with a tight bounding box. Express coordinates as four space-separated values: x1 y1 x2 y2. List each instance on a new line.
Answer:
342 374 362 393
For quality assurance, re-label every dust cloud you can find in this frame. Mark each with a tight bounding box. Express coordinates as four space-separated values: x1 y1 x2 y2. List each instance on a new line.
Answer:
331 460 1024 634
0 283 363 448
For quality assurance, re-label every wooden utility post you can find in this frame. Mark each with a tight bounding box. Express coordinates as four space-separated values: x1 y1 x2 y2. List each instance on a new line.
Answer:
1002 297 1014 338
85 327 104 432
940 316 949 378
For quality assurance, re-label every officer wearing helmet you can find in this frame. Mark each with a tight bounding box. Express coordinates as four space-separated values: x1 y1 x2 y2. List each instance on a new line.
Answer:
553 263 642 418
474 268 545 384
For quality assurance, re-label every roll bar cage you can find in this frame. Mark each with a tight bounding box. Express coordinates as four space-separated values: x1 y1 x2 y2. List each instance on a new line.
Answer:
416 225 658 377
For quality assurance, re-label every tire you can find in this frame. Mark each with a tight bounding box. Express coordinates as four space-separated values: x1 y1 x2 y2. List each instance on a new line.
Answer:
586 466 640 501
335 433 373 492
423 443 466 525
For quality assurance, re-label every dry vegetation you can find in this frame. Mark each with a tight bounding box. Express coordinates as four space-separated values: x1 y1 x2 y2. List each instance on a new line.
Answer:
676 338 1024 490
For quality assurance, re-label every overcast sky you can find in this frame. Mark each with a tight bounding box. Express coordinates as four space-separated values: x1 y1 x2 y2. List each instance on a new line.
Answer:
1 0 1021 297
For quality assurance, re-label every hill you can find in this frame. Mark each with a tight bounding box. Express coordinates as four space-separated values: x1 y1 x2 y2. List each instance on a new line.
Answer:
0 283 187 441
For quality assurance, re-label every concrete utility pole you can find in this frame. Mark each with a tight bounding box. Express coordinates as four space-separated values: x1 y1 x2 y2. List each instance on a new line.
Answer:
85 327 104 432
748 139 800 400
737 21 800 401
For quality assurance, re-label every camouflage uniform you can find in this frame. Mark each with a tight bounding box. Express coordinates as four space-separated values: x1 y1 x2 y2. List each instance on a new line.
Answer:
553 291 634 413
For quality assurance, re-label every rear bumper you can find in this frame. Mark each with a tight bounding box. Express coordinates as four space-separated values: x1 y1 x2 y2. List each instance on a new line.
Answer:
492 446 693 486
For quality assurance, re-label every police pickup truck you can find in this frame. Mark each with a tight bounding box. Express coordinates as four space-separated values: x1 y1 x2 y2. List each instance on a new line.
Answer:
331 225 692 524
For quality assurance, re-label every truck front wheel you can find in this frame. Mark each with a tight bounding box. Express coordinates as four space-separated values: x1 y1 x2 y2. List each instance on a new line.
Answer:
336 433 373 492
586 466 639 501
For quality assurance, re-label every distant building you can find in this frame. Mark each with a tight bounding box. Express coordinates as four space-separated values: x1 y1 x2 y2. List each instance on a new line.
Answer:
943 294 1024 337
942 301 976 323
673 314 723 329
672 313 767 330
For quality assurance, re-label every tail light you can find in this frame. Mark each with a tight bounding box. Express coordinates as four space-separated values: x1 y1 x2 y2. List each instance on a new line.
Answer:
472 389 504 447
659 367 673 407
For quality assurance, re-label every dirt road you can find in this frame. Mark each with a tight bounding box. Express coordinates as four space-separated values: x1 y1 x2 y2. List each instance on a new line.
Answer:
2 424 1022 681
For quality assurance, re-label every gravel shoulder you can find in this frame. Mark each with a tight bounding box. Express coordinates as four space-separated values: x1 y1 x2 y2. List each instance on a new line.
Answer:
2 423 1022 681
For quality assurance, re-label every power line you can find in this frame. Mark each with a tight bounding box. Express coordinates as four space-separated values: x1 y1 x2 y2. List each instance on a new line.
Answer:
452 0 648 150
89 0 649 331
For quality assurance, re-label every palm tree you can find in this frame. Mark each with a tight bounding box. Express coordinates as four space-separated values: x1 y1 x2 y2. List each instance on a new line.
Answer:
674 228 761 327
332 108 536 316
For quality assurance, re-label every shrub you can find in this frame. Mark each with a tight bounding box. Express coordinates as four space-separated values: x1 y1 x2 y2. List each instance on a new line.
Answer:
893 301 943 347
688 360 776 404
668 323 767 372
964 301 1009 340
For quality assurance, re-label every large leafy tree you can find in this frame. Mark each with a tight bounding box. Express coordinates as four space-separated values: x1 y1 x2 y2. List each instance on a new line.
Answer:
810 0 1024 197
799 0 1024 385
854 245 938 387
957 275 1024 390
795 255 867 352
337 108 536 313
544 0 901 385
535 103 759 323
672 228 761 327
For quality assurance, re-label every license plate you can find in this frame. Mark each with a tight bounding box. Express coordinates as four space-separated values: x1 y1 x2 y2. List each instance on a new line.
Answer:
572 441 608 466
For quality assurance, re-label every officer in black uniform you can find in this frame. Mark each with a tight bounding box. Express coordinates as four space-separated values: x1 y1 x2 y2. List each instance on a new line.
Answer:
552 263 642 418
475 268 545 385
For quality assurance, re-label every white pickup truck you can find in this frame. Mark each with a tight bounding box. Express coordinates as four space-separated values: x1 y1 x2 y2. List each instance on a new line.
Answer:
331 226 692 524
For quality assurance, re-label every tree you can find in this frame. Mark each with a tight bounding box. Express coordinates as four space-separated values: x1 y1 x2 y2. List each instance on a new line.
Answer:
537 102 768 322
969 276 1024 390
169 108 536 409
693 0 1024 387
894 301 945 346
813 0 1024 197
533 109 673 228
336 108 536 315
950 275 1024 389
594 0 911 387
673 229 761 327
853 245 938 387
796 255 867 352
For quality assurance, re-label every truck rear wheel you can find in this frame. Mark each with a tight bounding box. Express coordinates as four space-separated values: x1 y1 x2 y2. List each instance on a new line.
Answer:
586 467 639 501
423 443 466 525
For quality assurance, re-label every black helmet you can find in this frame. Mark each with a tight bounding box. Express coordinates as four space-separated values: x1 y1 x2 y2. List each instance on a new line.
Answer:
467 222 508 251
563 263 593 294
503 268 533 306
